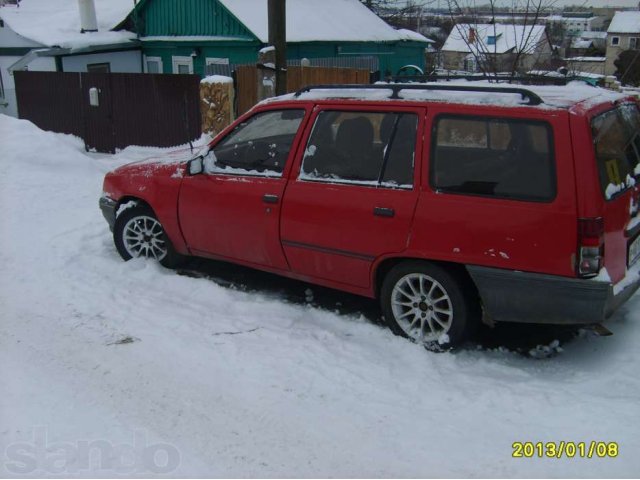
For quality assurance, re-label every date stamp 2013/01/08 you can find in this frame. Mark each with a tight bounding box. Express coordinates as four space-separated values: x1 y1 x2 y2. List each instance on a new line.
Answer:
512 442 618 459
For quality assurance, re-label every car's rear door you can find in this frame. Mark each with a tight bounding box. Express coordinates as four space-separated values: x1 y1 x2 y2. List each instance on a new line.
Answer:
178 107 309 269
280 105 425 289
584 102 640 282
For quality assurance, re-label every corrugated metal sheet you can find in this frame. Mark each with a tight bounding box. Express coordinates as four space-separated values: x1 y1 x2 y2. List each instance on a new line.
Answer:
15 71 84 138
15 71 201 154
287 56 380 72
142 0 255 38
109 73 201 151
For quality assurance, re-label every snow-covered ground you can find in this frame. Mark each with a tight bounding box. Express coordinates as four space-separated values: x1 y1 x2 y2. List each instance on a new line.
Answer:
1 114 639 478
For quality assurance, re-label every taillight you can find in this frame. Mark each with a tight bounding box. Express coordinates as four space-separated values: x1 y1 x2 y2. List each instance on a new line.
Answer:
577 217 604 278
631 186 639 217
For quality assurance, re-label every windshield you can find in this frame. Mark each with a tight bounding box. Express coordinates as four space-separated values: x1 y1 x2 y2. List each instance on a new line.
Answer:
591 103 640 200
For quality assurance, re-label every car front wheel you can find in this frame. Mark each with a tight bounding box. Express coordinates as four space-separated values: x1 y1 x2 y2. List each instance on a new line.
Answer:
113 205 185 269
380 261 478 349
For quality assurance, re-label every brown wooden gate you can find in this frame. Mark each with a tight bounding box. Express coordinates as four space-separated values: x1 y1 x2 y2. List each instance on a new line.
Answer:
15 71 201 154
235 65 371 115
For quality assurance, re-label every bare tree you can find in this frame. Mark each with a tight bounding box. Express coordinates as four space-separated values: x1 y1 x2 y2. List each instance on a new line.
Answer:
444 0 556 77
360 0 424 30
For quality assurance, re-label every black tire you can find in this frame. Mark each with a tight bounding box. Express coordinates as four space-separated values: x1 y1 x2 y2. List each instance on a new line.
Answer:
113 205 186 269
380 261 479 349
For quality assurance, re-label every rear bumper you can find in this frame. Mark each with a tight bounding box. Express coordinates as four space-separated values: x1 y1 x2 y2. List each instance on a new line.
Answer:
467 264 640 325
99 196 117 232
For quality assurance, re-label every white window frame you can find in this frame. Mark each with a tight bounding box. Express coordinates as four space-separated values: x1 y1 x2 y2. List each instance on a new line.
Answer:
205 57 230 66
144 55 163 74
611 36 620 46
204 57 230 76
630 37 640 49
172 56 193 75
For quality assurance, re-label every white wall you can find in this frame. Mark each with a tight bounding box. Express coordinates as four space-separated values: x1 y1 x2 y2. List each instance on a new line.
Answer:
0 55 21 117
61 50 142 73
27 56 56 71
0 55 56 117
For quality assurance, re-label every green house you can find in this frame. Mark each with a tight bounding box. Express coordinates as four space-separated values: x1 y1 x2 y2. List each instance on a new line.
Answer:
120 0 432 77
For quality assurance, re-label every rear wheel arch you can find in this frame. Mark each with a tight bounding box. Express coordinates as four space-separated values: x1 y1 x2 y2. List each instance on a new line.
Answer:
373 256 479 300
377 257 482 348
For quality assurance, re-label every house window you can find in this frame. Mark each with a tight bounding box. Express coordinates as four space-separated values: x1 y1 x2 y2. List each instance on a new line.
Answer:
206 57 229 66
87 63 110 73
630 37 640 49
463 55 478 72
611 36 620 46
205 57 230 75
172 56 193 75
144 56 163 74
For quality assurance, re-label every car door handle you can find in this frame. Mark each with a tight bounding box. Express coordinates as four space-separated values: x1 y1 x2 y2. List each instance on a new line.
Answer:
373 207 395 218
263 194 279 204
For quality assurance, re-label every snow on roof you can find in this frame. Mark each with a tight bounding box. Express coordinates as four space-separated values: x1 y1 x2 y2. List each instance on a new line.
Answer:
565 56 606 62
571 39 593 49
217 0 431 43
397 28 434 43
580 31 608 39
607 11 640 34
0 0 135 48
442 23 548 55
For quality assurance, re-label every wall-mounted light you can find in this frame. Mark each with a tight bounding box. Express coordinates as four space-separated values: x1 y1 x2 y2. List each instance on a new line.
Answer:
190 48 201 58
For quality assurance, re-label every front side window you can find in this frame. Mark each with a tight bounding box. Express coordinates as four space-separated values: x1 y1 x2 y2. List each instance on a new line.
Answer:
591 103 640 199
300 110 418 189
611 36 620 46
204 109 305 176
630 37 639 49
431 116 556 201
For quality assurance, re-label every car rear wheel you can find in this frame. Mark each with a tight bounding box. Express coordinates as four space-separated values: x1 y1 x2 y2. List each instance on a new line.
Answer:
380 261 478 349
114 205 185 269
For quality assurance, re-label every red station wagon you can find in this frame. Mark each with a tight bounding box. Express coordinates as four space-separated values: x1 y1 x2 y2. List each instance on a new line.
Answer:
100 83 640 348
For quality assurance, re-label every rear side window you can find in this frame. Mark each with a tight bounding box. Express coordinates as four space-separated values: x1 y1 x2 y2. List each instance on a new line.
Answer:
300 111 418 189
591 103 640 200
431 116 556 201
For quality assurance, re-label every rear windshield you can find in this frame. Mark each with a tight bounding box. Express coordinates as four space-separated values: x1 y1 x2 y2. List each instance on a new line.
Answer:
591 103 640 200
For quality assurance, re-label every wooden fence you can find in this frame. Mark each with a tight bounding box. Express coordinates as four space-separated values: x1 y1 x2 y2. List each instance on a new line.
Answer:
235 65 371 115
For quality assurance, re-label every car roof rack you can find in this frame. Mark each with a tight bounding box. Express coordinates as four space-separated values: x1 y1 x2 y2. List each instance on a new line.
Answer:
293 83 544 106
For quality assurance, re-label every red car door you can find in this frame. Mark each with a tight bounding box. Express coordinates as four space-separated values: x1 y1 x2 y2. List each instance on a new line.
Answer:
178 107 309 269
280 105 425 289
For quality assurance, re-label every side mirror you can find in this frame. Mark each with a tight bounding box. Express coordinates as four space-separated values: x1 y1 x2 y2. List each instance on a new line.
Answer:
187 156 204 176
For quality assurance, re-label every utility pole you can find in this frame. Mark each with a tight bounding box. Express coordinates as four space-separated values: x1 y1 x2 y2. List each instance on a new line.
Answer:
268 0 287 96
